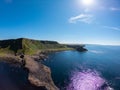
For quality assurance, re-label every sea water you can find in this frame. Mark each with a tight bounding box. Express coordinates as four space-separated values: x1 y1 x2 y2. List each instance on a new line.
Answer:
43 45 120 90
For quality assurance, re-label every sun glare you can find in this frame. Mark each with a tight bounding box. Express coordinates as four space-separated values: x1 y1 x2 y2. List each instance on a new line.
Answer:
81 0 95 6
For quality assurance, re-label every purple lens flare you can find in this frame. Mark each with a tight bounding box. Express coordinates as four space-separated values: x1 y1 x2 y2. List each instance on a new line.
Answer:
67 70 114 90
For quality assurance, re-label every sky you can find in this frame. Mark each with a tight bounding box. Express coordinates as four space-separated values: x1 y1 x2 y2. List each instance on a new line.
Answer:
0 0 120 45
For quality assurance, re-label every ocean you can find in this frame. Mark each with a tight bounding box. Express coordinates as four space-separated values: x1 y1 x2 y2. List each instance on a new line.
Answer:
43 45 120 90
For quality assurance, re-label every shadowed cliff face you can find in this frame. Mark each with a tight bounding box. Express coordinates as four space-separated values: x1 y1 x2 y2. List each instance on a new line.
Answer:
0 38 23 53
0 62 47 90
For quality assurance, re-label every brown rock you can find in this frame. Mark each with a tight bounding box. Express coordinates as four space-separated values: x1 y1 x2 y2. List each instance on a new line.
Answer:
0 55 59 90
25 56 59 90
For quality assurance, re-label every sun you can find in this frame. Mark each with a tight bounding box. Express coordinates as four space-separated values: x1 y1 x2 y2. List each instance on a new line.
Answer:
81 0 95 6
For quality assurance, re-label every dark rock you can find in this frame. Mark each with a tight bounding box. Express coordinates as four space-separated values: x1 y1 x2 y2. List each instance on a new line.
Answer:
67 44 88 52
76 47 88 52
20 54 24 59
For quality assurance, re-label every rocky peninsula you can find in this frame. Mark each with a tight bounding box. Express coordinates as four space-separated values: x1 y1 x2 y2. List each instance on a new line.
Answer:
0 38 87 90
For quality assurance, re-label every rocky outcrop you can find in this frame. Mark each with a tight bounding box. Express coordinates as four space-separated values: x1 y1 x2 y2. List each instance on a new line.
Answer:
0 55 59 90
76 47 88 52
25 56 59 90
67 44 88 52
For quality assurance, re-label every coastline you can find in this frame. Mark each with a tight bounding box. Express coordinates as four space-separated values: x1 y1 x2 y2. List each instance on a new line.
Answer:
0 38 87 90
0 55 59 90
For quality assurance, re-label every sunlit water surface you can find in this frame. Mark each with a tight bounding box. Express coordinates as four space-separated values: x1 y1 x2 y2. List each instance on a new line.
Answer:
43 45 120 90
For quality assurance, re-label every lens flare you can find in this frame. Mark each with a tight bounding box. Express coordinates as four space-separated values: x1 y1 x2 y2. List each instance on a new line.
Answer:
67 70 113 90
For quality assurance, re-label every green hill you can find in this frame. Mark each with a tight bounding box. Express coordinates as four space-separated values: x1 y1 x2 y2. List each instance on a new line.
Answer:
0 38 71 55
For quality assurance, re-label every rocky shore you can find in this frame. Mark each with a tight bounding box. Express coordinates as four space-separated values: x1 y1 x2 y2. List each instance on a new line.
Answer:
0 38 88 90
0 55 59 90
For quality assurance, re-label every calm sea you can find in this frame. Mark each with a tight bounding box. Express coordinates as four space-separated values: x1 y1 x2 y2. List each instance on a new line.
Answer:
43 45 120 90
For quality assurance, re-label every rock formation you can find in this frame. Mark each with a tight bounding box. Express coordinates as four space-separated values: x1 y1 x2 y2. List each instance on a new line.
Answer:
0 55 59 90
25 56 59 90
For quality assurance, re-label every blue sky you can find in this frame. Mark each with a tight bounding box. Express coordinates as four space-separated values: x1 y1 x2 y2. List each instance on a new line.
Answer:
0 0 120 45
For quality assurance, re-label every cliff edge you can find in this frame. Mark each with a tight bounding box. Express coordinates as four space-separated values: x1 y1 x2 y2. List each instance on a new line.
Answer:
0 55 59 90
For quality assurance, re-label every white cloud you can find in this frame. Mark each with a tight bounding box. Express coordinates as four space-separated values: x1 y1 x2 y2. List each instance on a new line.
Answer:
103 26 120 31
110 7 120 11
69 14 94 24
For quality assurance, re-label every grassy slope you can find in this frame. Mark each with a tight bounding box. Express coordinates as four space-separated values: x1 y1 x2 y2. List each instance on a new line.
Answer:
0 46 14 56
22 38 72 55
0 38 72 55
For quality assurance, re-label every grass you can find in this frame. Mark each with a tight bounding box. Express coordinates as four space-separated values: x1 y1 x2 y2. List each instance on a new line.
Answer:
0 38 73 55
0 46 14 56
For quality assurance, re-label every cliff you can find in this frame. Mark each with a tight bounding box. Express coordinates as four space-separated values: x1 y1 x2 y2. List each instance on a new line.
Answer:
0 38 71 55
0 55 59 90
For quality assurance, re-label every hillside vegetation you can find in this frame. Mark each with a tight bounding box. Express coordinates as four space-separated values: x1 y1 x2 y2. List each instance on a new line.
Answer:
0 38 72 55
